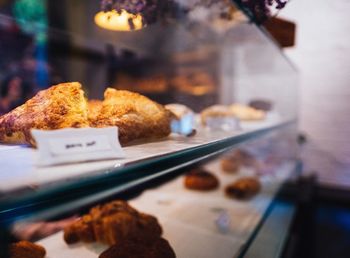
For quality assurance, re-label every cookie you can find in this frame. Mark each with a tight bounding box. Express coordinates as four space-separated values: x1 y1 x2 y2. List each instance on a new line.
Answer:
184 168 219 191
221 154 241 173
225 177 261 199
9 241 46 258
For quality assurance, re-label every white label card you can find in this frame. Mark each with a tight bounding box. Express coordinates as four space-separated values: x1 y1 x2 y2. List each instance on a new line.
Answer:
32 127 125 166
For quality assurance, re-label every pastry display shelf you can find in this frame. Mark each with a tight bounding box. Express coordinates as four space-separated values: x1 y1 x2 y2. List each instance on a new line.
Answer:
0 118 295 226
36 160 296 258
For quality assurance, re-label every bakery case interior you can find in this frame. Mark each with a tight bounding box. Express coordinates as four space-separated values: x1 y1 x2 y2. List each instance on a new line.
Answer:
0 0 298 258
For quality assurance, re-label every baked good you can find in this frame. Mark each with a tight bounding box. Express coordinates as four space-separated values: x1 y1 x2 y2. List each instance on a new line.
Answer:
88 99 103 123
171 72 215 96
99 237 176 258
184 168 219 191
0 82 88 146
229 104 265 121
91 88 172 144
64 214 95 244
225 177 261 199
64 200 162 246
249 99 272 111
200 105 233 126
221 155 241 173
114 74 168 93
221 150 255 172
9 241 46 258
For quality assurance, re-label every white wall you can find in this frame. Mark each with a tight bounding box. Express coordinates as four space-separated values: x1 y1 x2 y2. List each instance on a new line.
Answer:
280 1 350 187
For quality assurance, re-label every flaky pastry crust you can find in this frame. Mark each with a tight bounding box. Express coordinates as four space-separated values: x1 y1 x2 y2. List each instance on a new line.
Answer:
91 88 172 144
88 99 103 123
0 82 89 146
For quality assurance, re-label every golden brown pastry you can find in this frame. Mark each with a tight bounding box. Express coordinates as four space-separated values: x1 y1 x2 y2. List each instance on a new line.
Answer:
221 157 240 173
9 241 46 258
91 88 172 144
64 200 162 246
184 168 219 191
229 104 265 121
221 150 255 173
0 82 88 146
225 177 261 200
200 105 234 126
99 237 176 258
88 99 103 123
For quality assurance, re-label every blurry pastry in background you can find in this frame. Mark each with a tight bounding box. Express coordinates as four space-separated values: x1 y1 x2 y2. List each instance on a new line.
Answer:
184 168 219 191
88 99 103 123
0 82 89 146
225 177 261 200
200 105 239 131
135 75 167 93
229 104 265 121
9 241 46 258
221 149 256 173
64 200 162 246
221 152 241 173
99 237 176 258
249 99 272 111
91 88 172 145
114 74 168 94
171 72 215 96
165 103 196 136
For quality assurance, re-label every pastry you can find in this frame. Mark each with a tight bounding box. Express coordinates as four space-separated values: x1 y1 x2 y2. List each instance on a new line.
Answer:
88 99 103 123
99 237 176 258
91 88 172 144
249 99 272 111
9 241 46 258
0 82 89 146
171 72 215 96
64 200 162 246
221 150 255 172
229 104 265 121
184 168 219 191
114 74 168 93
225 177 261 199
221 154 241 173
200 105 233 125
200 105 239 130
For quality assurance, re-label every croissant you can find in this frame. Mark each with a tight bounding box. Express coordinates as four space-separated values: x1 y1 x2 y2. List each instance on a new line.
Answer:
91 88 172 144
0 82 89 146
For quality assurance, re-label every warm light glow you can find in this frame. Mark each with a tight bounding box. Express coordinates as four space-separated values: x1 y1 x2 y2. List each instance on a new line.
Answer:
94 10 144 31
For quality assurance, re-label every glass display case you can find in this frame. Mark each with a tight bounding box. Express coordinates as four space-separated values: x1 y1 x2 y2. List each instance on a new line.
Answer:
0 0 298 257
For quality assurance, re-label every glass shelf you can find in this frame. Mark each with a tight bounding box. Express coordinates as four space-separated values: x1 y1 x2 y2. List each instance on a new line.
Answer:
0 119 295 226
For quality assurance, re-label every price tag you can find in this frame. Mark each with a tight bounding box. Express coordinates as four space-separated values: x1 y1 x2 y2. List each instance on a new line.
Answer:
32 127 125 166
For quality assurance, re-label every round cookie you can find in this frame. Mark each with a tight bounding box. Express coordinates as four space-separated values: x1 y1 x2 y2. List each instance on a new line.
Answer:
221 155 241 173
184 168 219 191
225 177 261 199
99 237 176 258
